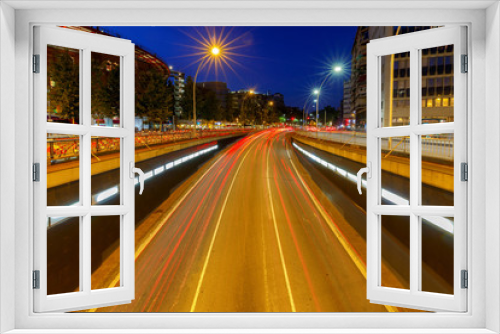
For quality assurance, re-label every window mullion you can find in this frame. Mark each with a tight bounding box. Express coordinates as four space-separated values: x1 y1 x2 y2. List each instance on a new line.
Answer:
82 48 92 294
409 48 420 294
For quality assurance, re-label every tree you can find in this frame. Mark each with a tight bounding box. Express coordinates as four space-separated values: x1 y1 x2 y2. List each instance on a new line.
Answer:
199 88 221 121
179 79 224 123
136 69 172 131
225 93 236 122
179 76 201 121
166 79 175 116
91 58 120 125
47 48 80 123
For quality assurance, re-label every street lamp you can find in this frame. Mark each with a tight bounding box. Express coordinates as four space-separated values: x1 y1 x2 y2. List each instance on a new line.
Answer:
192 45 222 137
211 47 220 56
314 65 343 128
240 89 256 127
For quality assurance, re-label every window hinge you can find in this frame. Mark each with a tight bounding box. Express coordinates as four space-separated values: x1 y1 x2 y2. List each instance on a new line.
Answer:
33 54 40 73
461 162 468 181
33 163 40 182
461 54 468 73
33 270 40 289
461 270 468 289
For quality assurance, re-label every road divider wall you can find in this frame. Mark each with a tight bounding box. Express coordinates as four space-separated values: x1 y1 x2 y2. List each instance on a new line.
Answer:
292 133 453 193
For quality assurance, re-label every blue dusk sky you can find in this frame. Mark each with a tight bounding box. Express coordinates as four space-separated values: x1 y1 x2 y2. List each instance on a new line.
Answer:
100 26 358 109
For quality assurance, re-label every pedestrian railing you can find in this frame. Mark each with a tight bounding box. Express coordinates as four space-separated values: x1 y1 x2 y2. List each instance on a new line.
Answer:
296 130 454 162
47 129 250 164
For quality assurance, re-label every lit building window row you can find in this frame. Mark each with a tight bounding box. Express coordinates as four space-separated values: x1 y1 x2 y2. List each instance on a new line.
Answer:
422 97 454 108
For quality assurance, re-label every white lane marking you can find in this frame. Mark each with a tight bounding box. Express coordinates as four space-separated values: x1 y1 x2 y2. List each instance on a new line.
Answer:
286 136 398 313
85 145 234 312
190 136 259 312
266 134 297 312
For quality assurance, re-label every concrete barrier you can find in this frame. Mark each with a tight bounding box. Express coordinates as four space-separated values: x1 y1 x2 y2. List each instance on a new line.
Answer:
292 134 453 192
47 133 247 189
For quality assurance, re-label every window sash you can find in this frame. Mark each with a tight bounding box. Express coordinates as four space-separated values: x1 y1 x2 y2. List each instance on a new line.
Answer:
33 26 136 313
366 26 467 312
7 6 487 332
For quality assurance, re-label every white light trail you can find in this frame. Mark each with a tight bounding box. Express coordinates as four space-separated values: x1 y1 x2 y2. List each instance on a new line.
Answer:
95 186 119 203
292 142 453 234
91 145 218 204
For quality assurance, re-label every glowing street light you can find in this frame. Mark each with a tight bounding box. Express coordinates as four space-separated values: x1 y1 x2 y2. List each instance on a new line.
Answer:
185 27 250 133
211 47 220 56
314 65 344 128
193 44 222 136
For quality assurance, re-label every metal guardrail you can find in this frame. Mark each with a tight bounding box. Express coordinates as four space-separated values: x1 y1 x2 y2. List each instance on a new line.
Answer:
296 130 454 161
47 129 250 164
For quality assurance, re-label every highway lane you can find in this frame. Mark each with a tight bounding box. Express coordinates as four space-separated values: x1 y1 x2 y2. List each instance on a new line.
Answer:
93 129 396 312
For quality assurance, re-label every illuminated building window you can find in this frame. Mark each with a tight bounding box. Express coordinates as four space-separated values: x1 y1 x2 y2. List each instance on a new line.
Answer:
451 97 454 107
435 97 442 107
427 99 433 108
422 99 426 108
443 98 449 107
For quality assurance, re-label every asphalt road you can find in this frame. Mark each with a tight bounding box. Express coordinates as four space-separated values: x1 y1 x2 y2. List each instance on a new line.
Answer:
93 129 398 313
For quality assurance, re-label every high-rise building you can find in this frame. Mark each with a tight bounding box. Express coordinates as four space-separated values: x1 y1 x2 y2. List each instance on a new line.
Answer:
349 26 369 130
377 26 453 127
342 80 353 128
197 82 229 110
169 68 185 117
348 26 451 130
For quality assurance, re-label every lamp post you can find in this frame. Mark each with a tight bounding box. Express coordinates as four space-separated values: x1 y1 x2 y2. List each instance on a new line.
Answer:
302 95 313 128
239 90 255 126
267 101 274 127
192 46 221 137
313 65 342 128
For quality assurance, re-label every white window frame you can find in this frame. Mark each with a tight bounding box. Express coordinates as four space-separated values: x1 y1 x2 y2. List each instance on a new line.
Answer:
33 26 136 313
0 1 498 333
366 26 467 312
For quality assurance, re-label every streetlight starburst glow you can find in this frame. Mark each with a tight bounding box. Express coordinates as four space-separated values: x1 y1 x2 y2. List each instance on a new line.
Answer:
211 47 221 56
180 27 252 80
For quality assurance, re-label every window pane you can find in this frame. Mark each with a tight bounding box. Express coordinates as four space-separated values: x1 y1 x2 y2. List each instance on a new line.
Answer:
421 216 454 294
91 137 121 205
91 52 121 127
91 216 121 290
47 216 80 295
422 45 454 124
47 45 80 124
381 137 410 205
381 52 410 127
47 134 80 206
381 216 410 290
421 134 454 206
